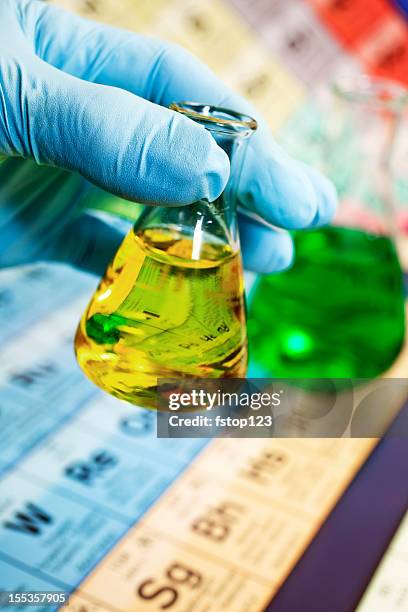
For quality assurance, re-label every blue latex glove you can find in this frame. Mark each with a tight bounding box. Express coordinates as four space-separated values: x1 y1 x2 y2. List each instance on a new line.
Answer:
0 0 336 275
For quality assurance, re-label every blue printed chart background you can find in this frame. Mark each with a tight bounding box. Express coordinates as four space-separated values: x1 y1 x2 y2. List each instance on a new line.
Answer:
1 0 407 609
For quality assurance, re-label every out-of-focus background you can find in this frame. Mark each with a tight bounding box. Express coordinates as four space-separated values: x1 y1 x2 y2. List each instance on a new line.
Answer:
0 1 407 611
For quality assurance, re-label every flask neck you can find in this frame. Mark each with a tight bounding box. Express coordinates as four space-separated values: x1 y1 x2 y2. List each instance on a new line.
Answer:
206 133 247 250
329 76 408 238
170 103 257 252
133 103 257 262
170 103 256 188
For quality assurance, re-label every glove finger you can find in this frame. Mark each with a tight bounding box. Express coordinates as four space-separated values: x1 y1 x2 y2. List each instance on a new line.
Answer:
27 2 336 228
16 58 229 205
239 213 294 274
98 45 337 229
86 36 338 230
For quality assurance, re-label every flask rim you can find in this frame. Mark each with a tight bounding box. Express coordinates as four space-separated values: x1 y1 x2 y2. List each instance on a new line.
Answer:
332 74 408 112
169 101 257 137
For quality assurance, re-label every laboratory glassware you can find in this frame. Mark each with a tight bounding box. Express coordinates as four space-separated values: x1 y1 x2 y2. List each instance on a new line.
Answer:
249 75 407 380
75 102 257 409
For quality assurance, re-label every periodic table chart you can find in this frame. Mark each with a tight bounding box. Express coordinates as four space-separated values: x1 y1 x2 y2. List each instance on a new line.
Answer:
357 510 408 611
0 1 407 611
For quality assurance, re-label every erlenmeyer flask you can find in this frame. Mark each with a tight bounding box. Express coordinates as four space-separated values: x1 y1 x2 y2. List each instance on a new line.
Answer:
75 103 257 409
248 75 407 381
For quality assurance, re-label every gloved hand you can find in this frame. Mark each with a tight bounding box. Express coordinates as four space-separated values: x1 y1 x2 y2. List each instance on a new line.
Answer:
0 0 336 275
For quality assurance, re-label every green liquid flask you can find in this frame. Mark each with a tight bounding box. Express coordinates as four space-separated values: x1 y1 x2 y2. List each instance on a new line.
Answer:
75 103 257 409
249 226 405 379
248 76 407 380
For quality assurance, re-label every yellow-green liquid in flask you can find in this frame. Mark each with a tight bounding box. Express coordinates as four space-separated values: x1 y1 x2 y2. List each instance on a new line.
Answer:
75 226 247 409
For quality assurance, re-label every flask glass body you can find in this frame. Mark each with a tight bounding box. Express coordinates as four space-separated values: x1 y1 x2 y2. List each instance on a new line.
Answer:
75 103 256 408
